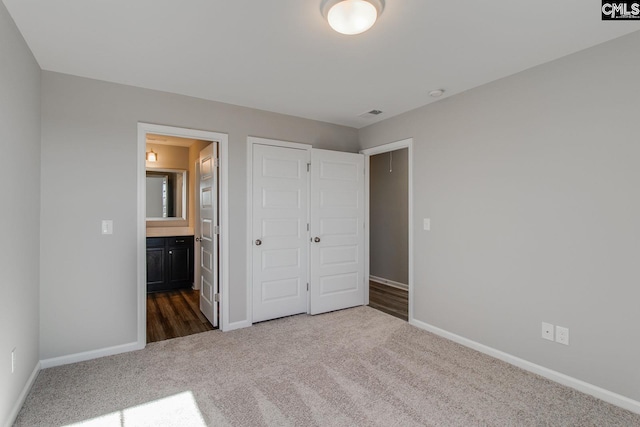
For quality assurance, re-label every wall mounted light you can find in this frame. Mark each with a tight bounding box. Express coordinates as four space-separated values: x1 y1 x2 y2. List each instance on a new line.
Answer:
146 149 158 162
321 0 385 35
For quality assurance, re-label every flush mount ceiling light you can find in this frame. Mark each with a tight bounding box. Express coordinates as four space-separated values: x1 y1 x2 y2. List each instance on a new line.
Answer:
321 0 385 35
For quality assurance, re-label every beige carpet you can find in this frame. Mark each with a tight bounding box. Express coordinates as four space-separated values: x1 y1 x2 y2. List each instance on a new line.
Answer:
14 307 640 426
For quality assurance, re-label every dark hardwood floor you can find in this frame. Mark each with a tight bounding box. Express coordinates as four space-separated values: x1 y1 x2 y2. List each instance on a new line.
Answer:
368 281 408 321
147 288 214 343
148 284 404 343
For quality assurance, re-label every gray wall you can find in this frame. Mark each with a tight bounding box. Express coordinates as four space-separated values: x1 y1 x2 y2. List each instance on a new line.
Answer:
358 31 640 401
369 149 408 284
0 2 41 424
40 71 359 359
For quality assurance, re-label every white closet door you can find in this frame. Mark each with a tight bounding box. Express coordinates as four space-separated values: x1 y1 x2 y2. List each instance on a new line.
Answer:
199 143 218 327
252 144 310 323
309 149 365 315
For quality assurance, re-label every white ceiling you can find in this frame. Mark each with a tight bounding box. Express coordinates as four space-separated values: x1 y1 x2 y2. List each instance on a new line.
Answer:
4 0 638 128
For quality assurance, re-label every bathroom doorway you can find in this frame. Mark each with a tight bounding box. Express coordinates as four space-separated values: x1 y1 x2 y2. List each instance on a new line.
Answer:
137 123 230 346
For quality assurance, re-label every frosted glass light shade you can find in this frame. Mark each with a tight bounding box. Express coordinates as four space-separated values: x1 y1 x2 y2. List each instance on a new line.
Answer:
322 0 384 35
146 150 157 162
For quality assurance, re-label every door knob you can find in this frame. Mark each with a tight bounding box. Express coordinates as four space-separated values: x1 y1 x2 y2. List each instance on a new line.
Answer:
255 239 262 246
195 237 202 242
314 237 321 243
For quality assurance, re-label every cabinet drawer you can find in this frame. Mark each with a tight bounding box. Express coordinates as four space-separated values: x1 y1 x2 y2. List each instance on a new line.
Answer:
169 236 193 247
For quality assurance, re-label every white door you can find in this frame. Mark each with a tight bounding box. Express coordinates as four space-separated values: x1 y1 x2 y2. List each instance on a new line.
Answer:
199 143 218 327
310 149 365 315
252 144 309 323
193 159 201 291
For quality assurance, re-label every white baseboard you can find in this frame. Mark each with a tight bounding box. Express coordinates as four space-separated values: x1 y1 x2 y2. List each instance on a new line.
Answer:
5 361 40 427
40 341 144 369
409 318 640 415
223 319 252 332
369 275 408 291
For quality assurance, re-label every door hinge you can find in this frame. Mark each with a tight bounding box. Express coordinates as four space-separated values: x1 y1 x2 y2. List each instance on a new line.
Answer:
307 283 309 291
307 163 311 172
214 158 220 168
214 225 220 235
307 223 309 231
214 293 220 302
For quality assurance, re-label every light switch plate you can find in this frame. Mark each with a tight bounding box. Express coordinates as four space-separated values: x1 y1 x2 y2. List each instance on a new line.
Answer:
101 220 113 235
423 218 431 231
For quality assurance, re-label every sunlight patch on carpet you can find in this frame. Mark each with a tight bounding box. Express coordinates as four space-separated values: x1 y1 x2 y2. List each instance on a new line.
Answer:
63 391 206 427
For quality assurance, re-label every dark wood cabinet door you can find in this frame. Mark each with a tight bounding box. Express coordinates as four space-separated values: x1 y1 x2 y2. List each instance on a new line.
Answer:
168 246 190 285
146 247 166 292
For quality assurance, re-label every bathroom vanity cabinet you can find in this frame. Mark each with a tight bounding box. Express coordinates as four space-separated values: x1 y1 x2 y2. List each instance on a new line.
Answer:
146 236 194 292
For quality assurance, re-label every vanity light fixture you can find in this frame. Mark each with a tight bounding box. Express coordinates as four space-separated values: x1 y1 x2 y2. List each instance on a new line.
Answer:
146 149 158 162
321 0 385 35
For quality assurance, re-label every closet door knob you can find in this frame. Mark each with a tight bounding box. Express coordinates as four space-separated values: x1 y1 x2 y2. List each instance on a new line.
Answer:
255 239 262 246
314 237 321 243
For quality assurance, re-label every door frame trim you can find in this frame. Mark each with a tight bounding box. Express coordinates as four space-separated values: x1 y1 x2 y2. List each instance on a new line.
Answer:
137 123 230 347
246 136 312 326
360 138 414 322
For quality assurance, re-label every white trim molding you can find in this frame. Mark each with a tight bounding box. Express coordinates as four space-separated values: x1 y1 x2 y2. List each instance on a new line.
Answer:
361 138 413 319
5 362 40 427
409 318 640 415
247 136 311 151
40 342 142 369
224 320 253 332
137 123 230 337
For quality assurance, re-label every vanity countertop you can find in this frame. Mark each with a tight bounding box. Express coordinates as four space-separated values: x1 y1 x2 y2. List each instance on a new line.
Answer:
146 227 194 238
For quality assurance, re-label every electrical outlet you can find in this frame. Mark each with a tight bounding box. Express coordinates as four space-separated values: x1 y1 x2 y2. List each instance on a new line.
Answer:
541 322 554 341
11 348 16 374
556 326 569 345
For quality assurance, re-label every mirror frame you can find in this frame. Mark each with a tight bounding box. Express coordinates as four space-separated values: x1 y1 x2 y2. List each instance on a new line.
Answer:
145 168 188 221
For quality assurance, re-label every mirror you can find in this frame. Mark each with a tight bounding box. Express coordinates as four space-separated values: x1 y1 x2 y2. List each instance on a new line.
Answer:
146 169 187 220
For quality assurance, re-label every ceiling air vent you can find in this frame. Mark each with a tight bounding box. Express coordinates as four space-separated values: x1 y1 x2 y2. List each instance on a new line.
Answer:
358 109 383 118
